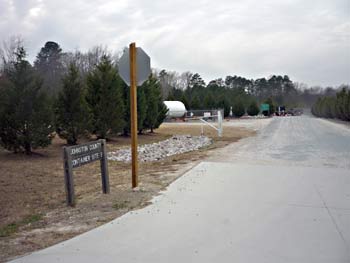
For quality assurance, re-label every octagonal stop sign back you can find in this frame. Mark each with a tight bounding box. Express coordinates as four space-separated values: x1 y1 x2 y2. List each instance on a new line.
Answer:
118 47 151 86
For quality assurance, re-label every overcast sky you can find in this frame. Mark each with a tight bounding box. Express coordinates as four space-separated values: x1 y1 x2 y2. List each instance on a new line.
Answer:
1 0 349 86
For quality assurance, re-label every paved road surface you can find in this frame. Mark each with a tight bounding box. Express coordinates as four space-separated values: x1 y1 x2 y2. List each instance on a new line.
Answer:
10 116 350 263
209 115 350 169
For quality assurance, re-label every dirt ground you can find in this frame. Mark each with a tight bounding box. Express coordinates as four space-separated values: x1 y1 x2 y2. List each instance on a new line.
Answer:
0 123 254 262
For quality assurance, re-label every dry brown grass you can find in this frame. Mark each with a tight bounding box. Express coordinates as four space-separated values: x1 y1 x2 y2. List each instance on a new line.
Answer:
158 122 250 141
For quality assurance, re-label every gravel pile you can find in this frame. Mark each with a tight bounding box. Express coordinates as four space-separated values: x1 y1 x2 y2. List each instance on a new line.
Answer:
108 135 212 162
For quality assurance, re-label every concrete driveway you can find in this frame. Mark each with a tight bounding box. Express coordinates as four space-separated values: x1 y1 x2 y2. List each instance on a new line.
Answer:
10 116 350 262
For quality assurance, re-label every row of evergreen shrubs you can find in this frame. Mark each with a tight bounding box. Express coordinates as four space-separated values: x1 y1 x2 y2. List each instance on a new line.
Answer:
311 88 350 121
229 100 260 117
0 47 167 154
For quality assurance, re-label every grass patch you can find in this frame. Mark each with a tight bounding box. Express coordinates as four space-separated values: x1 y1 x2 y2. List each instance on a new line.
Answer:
0 223 18 237
21 214 42 225
112 201 130 210
0 214 42 237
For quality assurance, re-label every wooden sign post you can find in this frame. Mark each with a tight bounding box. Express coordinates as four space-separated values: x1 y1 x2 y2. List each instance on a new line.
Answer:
129 43 138 188
118 43 151 189
63 139 109 206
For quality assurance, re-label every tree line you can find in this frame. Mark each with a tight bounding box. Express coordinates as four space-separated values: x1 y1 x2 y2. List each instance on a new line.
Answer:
311 88 350 121
159 70 349 118
1 38 349 153
0 40 167 154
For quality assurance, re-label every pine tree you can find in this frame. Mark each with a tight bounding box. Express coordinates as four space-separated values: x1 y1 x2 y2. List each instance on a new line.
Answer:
336 88 350 121
204 93 215 109
137 87 147 134
347 90 350 121
166 93 175 101
143 77 159 133
34 41 64 96
55 64 90 145
191 95 201 110
121 79 131 136
247 101 260 116
143 76 168 133
264 97 275 115
0 46 54 154
155 100 168 130
86 56 124 139
180 94 189 110
217 96 231 117
232 100 245 118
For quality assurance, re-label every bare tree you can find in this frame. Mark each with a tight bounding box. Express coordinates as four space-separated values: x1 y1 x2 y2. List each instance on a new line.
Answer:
178 71 193 90
60 45 112 78
0 36 24 73
157 69 180 99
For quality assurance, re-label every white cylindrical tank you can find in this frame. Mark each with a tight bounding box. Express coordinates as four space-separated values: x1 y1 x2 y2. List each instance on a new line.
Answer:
163 101 187 118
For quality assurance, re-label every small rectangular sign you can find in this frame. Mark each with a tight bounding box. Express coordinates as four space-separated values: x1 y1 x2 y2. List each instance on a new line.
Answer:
69 141 102 156
67 141 104 168
204 112 211 117
71 151 104 168
63 139 109 206
260 104 270 111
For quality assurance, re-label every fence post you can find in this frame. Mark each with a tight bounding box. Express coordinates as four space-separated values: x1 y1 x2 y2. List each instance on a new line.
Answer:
100 139 110 194
218 110 223 137
63 147 75 207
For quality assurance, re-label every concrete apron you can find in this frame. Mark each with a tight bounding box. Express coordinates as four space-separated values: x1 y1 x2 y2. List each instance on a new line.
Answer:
10 162 350 263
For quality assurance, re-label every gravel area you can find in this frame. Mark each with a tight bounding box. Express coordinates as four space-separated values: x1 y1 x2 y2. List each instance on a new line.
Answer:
107 135 212 162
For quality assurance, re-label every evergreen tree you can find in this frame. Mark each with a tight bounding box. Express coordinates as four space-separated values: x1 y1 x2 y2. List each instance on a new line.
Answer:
264 97 276 115
34 41 64 96
166 93 176 101
312 89 350 121
335 88 350 121
137 87 147 134
204 93 215 109
347 90 350 121
143 76 165 133
191 95 201 110
121 82 148 135
121 79 131 136
143 78 157 131
253 78 269 100
0 46 53 154
216 96 230 117
168 87 184 101
232 100 245 117
180 94 189 110
155 100 168 130
86 56 124 139
247 101 260 116
312 97 321 117
55 64 90 145
189 73 206 88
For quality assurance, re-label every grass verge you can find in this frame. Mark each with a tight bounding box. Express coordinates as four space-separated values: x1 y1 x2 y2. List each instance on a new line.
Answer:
0 214 42 237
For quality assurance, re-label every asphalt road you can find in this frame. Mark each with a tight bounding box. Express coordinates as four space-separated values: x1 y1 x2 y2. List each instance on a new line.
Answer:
10 116 350 263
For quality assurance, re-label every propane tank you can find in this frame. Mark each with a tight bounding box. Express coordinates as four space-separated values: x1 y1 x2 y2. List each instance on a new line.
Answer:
163 101 187 118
